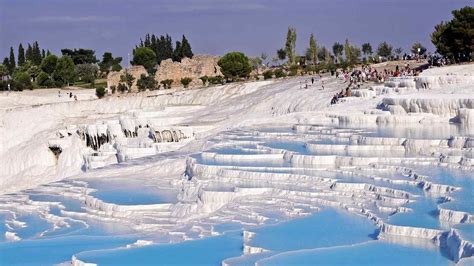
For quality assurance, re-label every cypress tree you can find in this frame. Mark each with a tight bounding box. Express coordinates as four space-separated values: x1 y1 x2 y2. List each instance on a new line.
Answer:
2 57 10 75
47 50 52 56
9 47 16 73
26 44 33 62
173 41 182 62
18 43 25 66
181 35 193 59
32 41 42 65
42 49 46 59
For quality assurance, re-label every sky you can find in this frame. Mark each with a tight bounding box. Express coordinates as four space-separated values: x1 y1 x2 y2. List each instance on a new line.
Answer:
0 0 472 61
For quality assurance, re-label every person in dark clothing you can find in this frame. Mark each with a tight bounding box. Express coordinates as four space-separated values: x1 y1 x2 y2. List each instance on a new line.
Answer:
311 77 314 84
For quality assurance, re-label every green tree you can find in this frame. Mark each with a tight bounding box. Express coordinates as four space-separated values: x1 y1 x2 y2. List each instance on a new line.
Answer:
377 41 393 58
18 44 25 66
309 33 318 65
131 47 157 72
362 43 372 56
8 47 16 74
136 74 158 91
27 65 40 82
394 47 403 58
344 39 352 63
40 54 58 75
431 6 473 61
37 71 52 87
61 48 98 65
12 71 32 90
0 64 8 80
285 26 297 65
75 64 98 83
172 41 182 62
99 52 122 74
218 52 252 81
120 71 135 90
31 41 43 65
411 42 427 55
26 44 33 62
181 35 193 59
277 48 286 61
332 42 344 63
53 55 76 86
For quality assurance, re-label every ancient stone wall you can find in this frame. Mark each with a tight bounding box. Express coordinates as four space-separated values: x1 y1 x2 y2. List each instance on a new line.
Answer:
107 66 147 92
155 55 222 87
107 55 222 92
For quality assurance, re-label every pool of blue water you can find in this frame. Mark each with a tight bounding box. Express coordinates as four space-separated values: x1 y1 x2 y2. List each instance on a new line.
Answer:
88 180 178 205
0 235 138 266
75 231 243 265
258 240 453 266
249 208 377 251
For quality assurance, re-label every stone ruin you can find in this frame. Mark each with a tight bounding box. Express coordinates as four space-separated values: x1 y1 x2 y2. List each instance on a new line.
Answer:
107 65 147 92
155 55 222 88
107 55 222 92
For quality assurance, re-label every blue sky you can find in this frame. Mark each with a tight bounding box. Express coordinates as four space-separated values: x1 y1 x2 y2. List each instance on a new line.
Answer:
0 0 471 60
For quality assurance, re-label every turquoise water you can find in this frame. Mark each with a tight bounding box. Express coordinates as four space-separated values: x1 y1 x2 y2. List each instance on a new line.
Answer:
88 181 178 205
258 241 453 266
75 231 243 265
0 235 138 266
249 209 377 252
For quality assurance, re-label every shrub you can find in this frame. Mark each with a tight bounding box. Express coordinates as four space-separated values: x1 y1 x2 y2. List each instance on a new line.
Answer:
110 85 116 94
180 77 192 88
131 47 157 71
13 71 32 91
95 87 106 98
217 52 251 81
288 65 298 76
160 79 173 89
137 74 158 91
273 68 286 78
263 70 273 80
117 83 128 93
208 76 224 85
200 76 208 86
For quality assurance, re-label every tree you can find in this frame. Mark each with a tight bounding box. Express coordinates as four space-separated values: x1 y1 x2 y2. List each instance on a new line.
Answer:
181 35 193 59
309 33 318 65
349 45 361 65
395 47 403 58
260 53 268 64
40 54 58 75
131 47 156 72
377 41 393 58
99 52 122 74
120 71 135 90
53 55 75 86
277 48 286 61
180 77 192 88
27 65 40 82
160 79 173 89
218 52 252 81
8 47 16 74
18 44 25 66
75 64 98 83
136 74 158 91
285 26 297 65
411 42 427 55
431 6 473 61
344 39 352 63
117 83 128 93
26 44 33 62
37 72 52 87
362 43 372 56
249 57 263 71
12 71 32 90
172 41 182 62
61 48 98 65
0 64 7 79
332 42 344 63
